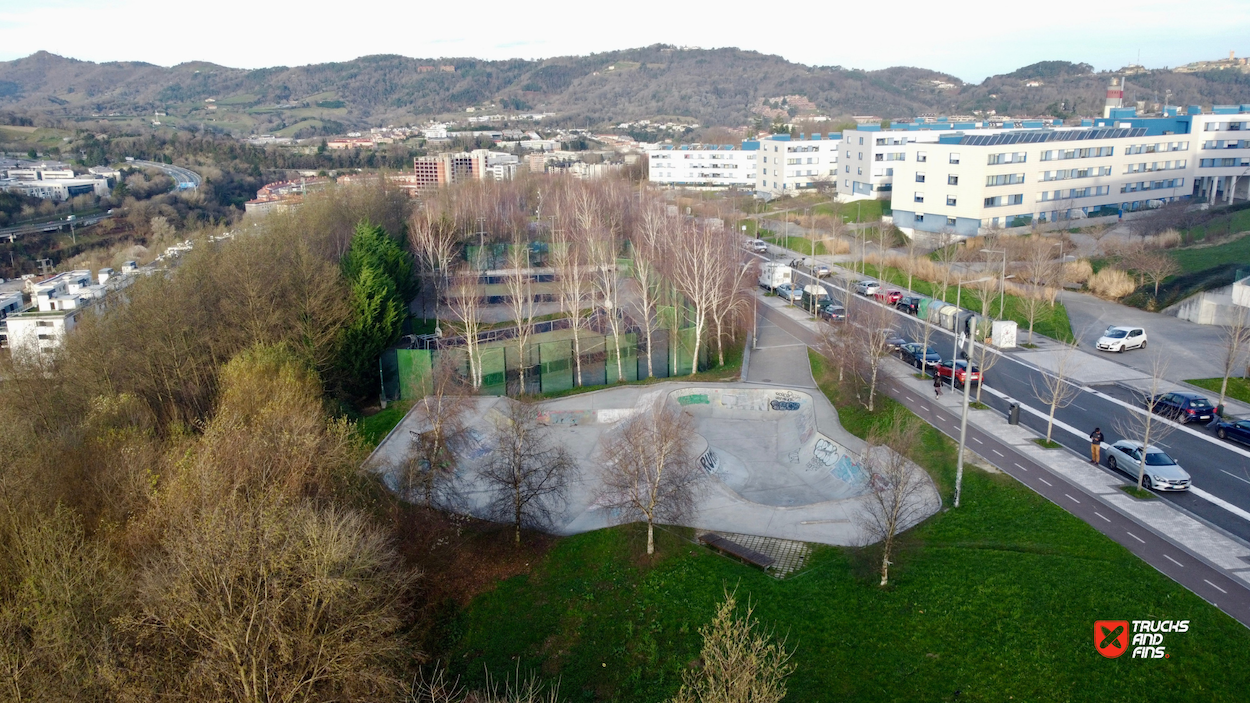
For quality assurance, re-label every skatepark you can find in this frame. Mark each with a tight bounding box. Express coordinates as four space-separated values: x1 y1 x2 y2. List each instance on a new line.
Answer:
368 379 941 546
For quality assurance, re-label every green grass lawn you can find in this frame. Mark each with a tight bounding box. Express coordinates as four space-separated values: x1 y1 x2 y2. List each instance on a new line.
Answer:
1185 377 1250 407
1169 233 1250 274
441 351 1250 701
759 232 831 256
860 262 1075 342
356 400 413 447
815 198 891 223
1182 207 1250 244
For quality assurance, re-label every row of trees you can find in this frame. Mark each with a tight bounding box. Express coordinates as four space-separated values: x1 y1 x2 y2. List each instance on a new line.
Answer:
409 177 755 391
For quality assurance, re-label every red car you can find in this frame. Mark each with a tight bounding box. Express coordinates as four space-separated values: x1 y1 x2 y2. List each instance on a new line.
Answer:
935 359 983 388
874 289 903 305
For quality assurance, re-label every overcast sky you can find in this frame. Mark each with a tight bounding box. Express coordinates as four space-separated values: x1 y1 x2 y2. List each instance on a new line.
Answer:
2 0 1248 83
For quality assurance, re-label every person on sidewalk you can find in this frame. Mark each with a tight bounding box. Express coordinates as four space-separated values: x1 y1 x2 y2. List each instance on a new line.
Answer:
934 374 942 399
1090 427 1104 464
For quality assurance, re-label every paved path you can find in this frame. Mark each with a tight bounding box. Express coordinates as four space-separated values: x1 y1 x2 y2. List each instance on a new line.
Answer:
756 295 1250 629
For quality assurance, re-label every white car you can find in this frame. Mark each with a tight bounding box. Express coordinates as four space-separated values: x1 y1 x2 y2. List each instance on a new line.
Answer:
855 280 881 296
749 239 769 253
1103 440 1191 491
1096 326 1147 352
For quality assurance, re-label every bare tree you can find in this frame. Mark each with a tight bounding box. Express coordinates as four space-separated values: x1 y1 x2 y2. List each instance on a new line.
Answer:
856 416 931 587
669 588 795 703
587 222 628 382
632 205 669 378
503 235 537 393
1030 342 1083 443
409 204 462 319
707 236 756 367
847 300 896 412
446 271 485 388
669 221 722 376
598 397 701 554
402 359 473 506
1018 285 1050 345
479 401 574 546
1140 252 1180 298
549 217 592 386
1112 355 1177 490
1216 309 1250 413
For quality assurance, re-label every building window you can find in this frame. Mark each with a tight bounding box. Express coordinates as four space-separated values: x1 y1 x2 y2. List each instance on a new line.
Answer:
36 321 53 327
859 137 864 145
914 192 924 203
876 138 886 145
916 172 926 183
986 173 1025 186
859 152 864 160
949 153 961 165
917 151 927 163
947 217 957 226
948 174 959 185
947 196 957 206
844 179 850 188
857 167 862 175
845 166 850 173
916 214 925 223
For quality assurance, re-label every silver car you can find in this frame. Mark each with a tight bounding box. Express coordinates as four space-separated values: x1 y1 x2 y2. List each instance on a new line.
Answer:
775 283 802 302
1104 440 1191 491
855 280 880 296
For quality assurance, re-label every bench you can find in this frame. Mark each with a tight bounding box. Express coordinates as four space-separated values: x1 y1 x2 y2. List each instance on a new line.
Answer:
699 533 775 571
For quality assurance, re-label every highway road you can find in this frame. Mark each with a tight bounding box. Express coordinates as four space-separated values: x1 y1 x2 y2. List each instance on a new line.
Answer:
769 252 1250 546
0 212 114 239
127 159 202 189
758 300 1250 628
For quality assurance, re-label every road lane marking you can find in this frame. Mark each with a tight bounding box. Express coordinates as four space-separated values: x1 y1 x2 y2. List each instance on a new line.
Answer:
992 449 1004 457
1221 469 1250 486
1094 512 1111 522
1164 554 1184 567
1014 463 1029 472
1126 531 1145 544
1190 487 1250 524
1204 579 1228 594
972 437 983 444
1065 494 1080 504
1038 478 1053 486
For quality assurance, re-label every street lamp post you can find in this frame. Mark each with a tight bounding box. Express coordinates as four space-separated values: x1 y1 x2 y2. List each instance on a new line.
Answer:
952 274 994 508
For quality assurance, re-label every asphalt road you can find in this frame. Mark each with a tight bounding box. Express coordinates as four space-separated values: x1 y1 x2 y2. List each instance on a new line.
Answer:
758 301 1250 628
0 212 113 238
128 159 202 189
775 260 1250 545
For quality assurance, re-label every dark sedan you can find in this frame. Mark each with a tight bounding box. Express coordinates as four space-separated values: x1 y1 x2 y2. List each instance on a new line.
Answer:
896 296 921 315
1148 392 1215 425
817 301 846 321
1214 418 1250 446
898 342 941 370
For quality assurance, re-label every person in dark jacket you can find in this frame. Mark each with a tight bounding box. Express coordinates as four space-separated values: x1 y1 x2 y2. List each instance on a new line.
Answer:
1090 427 1104 464
934 373 942 399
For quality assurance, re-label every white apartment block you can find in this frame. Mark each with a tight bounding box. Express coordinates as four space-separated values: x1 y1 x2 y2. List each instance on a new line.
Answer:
5 308 82 361
6 269 131 361
648 144 757 188
754 134 841 196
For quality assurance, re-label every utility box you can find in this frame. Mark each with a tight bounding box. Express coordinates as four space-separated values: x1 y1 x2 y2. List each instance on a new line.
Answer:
992 320 1018 348
1008 401 1020 425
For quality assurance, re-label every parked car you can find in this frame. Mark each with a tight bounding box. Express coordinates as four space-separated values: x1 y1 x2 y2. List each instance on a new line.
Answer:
855 280 881 296
1096 325 1147 352
935 359 983 389
775 283 802 302
813 263 832 278
1214 418 1250 446
1148 392 1215 424
874 289 903 305
817 301 846 321
749 239 769 253
880 328 908 351
800 284 831 311
898 342 942 370
1103 441 1191 491
896 296 921 315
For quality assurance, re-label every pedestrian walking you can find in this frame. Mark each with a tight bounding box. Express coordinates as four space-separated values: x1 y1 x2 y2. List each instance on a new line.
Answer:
934 374 942 399
1090 427 1104 464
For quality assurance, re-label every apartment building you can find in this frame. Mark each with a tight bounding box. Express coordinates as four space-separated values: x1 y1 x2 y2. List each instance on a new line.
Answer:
753 134 841 196
648 144 757 188
890 127 1190 236
6 269 131 361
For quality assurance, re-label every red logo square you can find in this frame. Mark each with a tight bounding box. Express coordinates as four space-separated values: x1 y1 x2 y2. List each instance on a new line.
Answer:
1096 620 1129 658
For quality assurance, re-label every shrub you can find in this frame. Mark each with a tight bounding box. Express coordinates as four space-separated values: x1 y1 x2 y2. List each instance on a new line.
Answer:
1087 267 1136 299
1063 259 1093 285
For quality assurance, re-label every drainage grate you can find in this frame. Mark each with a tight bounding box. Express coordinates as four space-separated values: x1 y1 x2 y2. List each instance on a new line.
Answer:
706 531 813 578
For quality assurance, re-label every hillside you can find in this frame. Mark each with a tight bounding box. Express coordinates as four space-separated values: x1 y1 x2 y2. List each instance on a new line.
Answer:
3 48 1250 134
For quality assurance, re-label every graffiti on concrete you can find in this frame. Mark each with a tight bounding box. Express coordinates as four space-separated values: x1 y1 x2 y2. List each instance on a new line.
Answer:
699 450 721 476
678 393 710 405
770 400 801 411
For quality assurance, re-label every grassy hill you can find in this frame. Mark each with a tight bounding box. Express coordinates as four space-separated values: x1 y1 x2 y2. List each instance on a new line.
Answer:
4 49 1250 134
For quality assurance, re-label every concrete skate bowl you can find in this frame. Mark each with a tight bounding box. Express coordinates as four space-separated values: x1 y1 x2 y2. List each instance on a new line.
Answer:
669 387 868 507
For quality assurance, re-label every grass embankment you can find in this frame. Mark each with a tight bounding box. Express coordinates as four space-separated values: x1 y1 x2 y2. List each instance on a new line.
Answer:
356 400 414 447
814 198 891 223
442 351 1250 701
858 262 1075 342
759 232 832 256
1185 377 1250 407
1181 207 1250 246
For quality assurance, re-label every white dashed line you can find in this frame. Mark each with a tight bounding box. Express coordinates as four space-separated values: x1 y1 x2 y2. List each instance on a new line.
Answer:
1038 478 1052 487
992 449 1004 457
1164 554 1184 568
1126 531 1145 544
1065 494 1080 504
1205 579 1228 594
1014 463 1028 472
972 437 983 444
1094 512 1111 523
